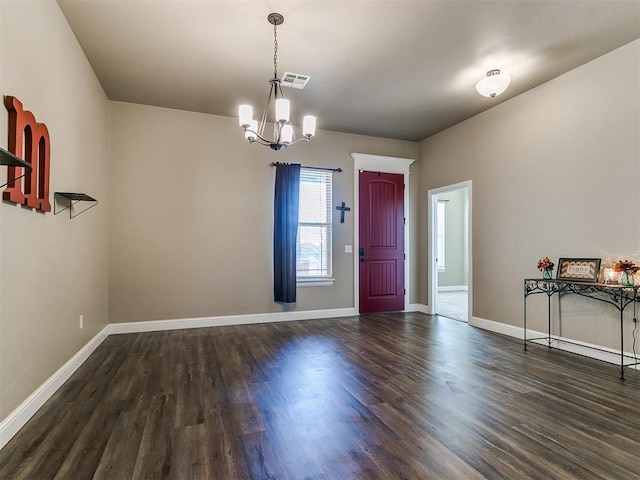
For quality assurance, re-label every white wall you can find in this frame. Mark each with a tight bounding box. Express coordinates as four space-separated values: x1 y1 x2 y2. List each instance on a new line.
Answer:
108 101 418 323
0 0 109 421
418 39 640 351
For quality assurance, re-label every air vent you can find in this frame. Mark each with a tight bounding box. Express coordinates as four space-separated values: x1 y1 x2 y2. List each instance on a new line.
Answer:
281 72 311 89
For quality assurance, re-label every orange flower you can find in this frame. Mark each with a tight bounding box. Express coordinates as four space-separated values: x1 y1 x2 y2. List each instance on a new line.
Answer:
537 257 554 271
613 260 639 274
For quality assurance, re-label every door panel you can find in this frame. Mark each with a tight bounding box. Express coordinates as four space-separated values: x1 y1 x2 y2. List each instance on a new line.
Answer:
359 171 404 313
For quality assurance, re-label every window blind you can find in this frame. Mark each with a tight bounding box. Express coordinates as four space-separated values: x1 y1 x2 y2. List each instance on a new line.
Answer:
297 169 332 278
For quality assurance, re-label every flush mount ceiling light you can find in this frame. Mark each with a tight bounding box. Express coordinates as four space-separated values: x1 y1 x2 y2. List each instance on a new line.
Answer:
238 12 316 151
475 69 511 98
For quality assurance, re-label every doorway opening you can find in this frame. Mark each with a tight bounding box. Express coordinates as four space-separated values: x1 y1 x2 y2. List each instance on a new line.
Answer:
428 181 471 322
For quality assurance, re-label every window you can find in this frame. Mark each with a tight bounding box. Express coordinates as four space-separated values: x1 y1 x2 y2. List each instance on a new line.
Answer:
297 168 333 282
437 201 446 271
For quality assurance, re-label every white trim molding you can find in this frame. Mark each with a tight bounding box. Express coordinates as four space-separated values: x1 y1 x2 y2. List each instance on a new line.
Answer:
407 303 430 314
0 327 110 450
351 153 414 175
469 315 521 337
107 307 358 335
3 308 636 451
0 307 357 450
351 153 415 313
470 315 639 370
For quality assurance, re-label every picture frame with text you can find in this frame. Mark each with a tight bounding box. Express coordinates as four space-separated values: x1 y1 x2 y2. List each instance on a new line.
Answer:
556 258 601 282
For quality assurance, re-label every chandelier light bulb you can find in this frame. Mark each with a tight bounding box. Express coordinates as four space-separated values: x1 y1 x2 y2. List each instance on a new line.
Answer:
275 99 290 122
281 124 294 144
245 120 258 140
475 69 511 98
239 105 253 127
303 115 316 137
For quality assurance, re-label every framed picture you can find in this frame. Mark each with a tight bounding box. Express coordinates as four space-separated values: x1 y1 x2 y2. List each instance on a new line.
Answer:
556 258 601 282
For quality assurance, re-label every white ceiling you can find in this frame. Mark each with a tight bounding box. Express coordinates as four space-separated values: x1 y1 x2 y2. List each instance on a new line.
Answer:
56 0 640 142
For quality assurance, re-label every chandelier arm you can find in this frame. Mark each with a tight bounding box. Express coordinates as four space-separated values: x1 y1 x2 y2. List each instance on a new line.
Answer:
244 128 273 146
285 136 311 146
259 82 276 138
272 80 286 144
275 80 285 99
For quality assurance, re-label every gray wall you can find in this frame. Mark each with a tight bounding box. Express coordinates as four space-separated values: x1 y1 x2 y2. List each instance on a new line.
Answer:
108 102 418 323
418 39 640 351
0 0 109 420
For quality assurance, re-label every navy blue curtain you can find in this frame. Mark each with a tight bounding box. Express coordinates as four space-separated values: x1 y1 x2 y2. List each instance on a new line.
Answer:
273 163 301 303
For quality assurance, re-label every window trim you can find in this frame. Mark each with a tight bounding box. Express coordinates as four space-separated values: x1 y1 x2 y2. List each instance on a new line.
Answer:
297 277 335 287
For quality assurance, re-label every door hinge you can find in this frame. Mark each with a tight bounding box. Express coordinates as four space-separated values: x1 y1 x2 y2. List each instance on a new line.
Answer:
403 217 406 225
404 253 406 260
404 288 406 295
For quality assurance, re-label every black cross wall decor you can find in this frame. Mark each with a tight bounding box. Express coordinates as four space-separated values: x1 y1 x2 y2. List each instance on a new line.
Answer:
336 202 351 223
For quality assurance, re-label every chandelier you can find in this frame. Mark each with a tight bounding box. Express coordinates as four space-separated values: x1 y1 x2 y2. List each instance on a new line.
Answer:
238 13 316 151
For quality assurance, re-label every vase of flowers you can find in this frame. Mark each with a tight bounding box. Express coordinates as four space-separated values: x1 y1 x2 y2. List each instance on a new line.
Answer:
537 257 554 280
613 260 638 286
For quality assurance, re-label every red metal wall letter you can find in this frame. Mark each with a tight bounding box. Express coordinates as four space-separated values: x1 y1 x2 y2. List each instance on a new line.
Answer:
3 96 51 212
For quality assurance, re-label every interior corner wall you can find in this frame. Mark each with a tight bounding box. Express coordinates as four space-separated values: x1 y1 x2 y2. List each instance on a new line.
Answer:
418 39 640 351
0 0 109 422
108 101 418 323
408 159 420 305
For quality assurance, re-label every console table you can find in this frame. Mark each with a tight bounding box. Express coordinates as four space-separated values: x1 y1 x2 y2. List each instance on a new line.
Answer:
523 279 640 379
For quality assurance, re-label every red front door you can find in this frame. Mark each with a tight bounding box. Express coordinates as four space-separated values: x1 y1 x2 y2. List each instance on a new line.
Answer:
359 171 405 313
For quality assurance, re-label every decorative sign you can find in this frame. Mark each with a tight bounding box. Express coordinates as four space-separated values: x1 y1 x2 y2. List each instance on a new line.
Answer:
3 96 51 212
556 258 601 282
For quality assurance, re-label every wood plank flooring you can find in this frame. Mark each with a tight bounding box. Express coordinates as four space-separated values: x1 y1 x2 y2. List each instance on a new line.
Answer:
1 312 639 479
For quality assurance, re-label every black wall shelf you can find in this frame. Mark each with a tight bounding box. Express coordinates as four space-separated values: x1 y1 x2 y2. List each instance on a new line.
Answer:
0 147 32 189
54 192 98 218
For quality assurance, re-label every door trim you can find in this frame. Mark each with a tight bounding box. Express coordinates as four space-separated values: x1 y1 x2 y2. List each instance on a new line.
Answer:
351 153 414 313
427 180 472 320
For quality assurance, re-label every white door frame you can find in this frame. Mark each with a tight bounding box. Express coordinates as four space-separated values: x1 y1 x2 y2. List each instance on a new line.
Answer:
427 180 472 320
351 153 414 313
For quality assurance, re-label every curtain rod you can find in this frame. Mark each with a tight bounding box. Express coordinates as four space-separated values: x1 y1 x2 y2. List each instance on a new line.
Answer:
269 162 342 173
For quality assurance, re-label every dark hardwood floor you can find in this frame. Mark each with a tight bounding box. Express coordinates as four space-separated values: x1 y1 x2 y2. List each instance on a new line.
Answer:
1 312 639 479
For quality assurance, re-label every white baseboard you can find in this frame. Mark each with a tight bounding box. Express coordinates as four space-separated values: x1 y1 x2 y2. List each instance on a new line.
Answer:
470 315 522 338
107 307 358 335
0 307 357 450
407 303 430 314
3 308 636 451
437 286 468 292
470 315 639 369
0 326 110 450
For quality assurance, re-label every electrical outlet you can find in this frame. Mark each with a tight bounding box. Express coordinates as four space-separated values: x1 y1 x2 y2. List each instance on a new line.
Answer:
79 314 84 329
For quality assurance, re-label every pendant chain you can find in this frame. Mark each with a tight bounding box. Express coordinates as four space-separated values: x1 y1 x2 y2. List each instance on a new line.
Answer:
273 24 278 79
